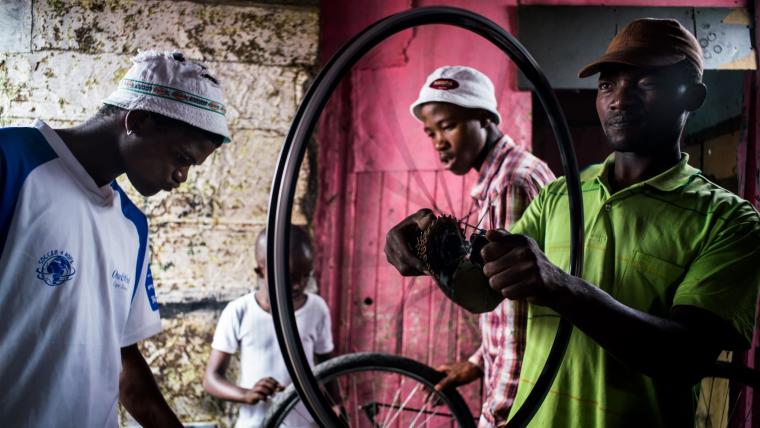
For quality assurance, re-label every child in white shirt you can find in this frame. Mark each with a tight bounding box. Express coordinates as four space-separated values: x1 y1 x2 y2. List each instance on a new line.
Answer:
203 226 334 428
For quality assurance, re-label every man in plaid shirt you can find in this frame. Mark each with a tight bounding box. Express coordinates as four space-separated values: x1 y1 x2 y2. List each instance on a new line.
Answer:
388 65 555 426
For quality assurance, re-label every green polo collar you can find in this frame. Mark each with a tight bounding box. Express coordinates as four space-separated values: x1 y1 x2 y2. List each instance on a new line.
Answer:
582 153 701 193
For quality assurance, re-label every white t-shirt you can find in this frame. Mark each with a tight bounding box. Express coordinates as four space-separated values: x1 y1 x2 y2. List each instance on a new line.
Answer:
0 120 162 427
212 292 334 428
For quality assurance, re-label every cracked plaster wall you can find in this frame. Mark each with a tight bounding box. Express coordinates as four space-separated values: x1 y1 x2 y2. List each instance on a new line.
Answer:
0 0 319 426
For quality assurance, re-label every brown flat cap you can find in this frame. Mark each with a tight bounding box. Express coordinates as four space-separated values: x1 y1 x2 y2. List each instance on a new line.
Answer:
578 18 703 78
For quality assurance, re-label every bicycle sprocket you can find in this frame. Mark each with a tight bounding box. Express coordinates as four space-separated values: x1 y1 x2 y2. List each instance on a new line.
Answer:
415 215 503 313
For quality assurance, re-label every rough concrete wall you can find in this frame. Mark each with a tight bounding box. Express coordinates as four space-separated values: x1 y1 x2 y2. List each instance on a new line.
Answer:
0 0 319 426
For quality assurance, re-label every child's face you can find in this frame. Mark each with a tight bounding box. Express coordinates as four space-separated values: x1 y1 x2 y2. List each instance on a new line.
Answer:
255 236 312 298
288 247 312 296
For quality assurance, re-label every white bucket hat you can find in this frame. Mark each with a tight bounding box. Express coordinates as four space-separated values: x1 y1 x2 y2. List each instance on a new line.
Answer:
104 50 231 143
410 65 501 125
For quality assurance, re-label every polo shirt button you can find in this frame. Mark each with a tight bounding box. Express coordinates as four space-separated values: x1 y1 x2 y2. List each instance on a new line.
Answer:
604 203 611 211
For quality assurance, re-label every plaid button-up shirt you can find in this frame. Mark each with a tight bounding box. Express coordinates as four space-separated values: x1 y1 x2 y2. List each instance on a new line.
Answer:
466 134 555 427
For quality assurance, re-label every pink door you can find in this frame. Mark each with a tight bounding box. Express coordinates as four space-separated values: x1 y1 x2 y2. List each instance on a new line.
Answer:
313 0 530 416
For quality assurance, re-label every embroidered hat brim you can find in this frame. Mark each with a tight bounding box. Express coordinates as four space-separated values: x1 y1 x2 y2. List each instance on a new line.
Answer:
410 65 502 125
104 51 232 144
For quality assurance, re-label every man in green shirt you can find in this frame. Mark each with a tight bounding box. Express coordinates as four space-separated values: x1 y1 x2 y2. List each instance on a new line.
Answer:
385 18 760 427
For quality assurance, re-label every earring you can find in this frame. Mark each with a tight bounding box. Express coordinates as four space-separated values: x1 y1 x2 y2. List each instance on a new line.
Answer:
124 110 133 136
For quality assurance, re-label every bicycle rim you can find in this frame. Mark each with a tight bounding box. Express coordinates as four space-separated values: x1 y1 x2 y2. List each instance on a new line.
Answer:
695 358 760 427
263 353 476 428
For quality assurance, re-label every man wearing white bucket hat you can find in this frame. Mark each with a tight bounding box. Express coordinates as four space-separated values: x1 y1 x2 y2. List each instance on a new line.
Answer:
0 51 230 427
385 65 555 427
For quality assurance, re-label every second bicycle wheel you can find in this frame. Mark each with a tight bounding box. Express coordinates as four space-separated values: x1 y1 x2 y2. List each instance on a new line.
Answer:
694 358 760 427
262 352 477 428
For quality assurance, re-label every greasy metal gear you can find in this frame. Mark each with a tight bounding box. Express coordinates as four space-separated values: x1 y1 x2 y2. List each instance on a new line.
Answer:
416 215 504 313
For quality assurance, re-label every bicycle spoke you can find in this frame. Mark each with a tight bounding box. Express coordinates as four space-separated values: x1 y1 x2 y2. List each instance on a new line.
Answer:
720 386 728 428
408 391 433 427
418 393 444 427
706 376 715 427
351 371 361 427
362 377 378 427
725 386 743 427
383 383 423 427
290 402 313 425
739 395 753 426
696 380 708 427
695 365 758 428
261 353 475 428
380 383 403 427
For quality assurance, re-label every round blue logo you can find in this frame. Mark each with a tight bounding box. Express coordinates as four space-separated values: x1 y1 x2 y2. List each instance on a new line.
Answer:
36 250 76 287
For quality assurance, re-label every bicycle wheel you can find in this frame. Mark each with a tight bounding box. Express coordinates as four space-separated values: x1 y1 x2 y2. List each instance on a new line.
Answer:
267 6 583 427
695 359 760 427
262 352 477 428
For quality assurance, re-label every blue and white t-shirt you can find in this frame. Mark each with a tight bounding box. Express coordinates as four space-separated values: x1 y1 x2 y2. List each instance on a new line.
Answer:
0 120 162 427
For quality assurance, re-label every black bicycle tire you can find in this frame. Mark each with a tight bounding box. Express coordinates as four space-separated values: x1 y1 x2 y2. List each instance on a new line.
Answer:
262 352 477 428
267 6 584 427
704 361 760 389
693 361 759 427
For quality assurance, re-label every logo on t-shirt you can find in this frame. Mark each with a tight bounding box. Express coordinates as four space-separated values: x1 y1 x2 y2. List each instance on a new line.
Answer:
111 269 131 291
36 250 76 287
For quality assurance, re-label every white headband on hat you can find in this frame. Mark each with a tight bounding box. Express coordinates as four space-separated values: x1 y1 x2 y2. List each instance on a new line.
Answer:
410 65 501 125
104 50 231 144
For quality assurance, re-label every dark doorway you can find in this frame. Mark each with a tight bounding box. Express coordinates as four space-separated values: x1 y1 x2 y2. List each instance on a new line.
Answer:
532 89 609 177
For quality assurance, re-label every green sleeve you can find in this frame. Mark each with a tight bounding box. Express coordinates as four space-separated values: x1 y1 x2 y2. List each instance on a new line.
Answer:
673 217 760 347
510 184 547 249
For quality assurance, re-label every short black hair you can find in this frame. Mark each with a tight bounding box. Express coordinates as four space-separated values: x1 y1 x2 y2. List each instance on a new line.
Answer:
96 104 225 146
97 103 126 117
255 225 312 263
478 109 499 125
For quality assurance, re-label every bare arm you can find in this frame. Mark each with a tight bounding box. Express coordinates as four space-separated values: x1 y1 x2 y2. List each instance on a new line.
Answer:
481 230 742 383
120 344 182 428
202 349 282 404
434 361 483 392
552 273 733 382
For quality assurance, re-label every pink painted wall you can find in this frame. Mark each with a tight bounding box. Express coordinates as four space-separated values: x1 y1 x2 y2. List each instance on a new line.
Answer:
314 0 529 413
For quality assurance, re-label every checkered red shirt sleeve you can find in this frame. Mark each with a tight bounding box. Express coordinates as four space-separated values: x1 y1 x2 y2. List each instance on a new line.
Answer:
467 136 555 427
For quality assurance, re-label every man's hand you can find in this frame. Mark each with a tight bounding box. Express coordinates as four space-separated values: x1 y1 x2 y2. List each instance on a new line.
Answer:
434 361 483 392
384 208 437 276
242 377 285 405
481 229 571 308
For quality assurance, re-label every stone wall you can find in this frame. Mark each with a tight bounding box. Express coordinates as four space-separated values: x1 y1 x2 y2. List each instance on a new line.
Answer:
0 0 319 426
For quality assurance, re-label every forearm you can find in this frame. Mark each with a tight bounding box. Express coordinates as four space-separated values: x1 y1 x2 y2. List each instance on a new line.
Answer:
467 344 485 369
552 276 721 382
202 372 254 404
120 345 182 428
